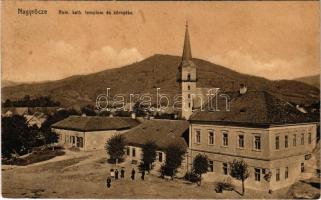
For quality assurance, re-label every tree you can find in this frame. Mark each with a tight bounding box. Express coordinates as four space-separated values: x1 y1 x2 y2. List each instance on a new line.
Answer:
67 108 81 116
133 101 148 117
3 99 12 107
43 130 59 150
40 108 80 148
229 159 250 196
3 96 60 108
105 134 127 163
140 141 157 172
81 105 96 116
23 95 31 103
41 109 80 131
161 144 186 179
115 110 131 117
192 154 209 186
2 115 33 158
99 110 111 116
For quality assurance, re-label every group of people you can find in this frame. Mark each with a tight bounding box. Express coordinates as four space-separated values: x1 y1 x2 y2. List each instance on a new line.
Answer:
106 167 146 188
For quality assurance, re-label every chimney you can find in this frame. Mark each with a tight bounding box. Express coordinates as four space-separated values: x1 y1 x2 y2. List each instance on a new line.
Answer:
240 84 247 94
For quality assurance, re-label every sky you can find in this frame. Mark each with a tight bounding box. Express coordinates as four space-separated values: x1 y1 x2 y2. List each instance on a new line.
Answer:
2 1 320 82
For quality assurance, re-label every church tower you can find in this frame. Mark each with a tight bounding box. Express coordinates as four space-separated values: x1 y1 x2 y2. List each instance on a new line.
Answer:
177 22 197 119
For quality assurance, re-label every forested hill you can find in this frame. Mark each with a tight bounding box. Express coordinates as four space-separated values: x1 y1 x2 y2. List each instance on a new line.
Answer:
2 54 319 108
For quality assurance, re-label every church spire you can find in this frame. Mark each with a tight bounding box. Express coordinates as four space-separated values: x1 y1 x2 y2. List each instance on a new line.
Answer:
182 21 192 61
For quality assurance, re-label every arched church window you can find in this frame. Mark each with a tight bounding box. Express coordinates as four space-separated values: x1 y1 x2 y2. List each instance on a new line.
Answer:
188 85 190 90
188 94 190 98
187 73 191 81
188 103 191 108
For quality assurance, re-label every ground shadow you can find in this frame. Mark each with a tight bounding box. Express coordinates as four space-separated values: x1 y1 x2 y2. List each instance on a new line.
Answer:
300 180 321 189
107 158 124 164
232 189 242 196
182 181 194 185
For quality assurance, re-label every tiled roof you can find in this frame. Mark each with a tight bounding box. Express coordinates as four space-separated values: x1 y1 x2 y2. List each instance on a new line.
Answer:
123 119 189 150
190 91 318 127
51 116 139 132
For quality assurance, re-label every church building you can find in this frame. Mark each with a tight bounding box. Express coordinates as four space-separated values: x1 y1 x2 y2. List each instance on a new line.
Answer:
177 22 211 120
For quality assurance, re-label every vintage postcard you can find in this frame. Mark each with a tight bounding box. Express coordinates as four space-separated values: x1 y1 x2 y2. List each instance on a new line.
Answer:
1 0 320 199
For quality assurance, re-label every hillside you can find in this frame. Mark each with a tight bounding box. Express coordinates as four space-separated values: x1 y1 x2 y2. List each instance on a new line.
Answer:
2 80 21 88
294 75 320 89
2 54 320 108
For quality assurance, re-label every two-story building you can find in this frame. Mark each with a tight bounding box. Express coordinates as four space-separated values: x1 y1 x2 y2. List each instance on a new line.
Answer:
189 90 318 191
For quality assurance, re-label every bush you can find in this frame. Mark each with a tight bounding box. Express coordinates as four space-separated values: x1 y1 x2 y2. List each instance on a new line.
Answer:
2 147 65 166
184 171 201 183
160 164 174 178
214 178 234 192
69 146 80 152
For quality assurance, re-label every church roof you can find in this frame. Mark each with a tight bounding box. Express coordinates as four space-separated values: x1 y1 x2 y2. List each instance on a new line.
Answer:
180 22 196 68
51 116 139 132
182 22 192 61
190 90 318 127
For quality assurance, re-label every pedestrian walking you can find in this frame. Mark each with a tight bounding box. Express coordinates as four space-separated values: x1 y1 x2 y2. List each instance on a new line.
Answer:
141 169 145 180
106 176 112 188
120 168 125 179
115 169 119 180
131 168 136 180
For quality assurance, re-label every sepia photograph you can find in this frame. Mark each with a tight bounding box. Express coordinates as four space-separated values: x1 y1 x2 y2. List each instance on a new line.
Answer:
1 0 320 199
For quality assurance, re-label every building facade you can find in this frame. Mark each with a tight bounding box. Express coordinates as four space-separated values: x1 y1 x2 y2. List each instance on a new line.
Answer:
188 90 319 191
53 128 122 151
174 23 319 191
188 122 317 191
125 145 167 173
51 116 139 151
123 119 189 176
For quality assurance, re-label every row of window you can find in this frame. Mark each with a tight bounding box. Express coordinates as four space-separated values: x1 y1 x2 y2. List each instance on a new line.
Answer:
254 167 289 182
126 147 136 157
264 163 304 182
126 147 164 162
208 161 305 182
207 162 229 175
195 130 312 150
195 130 262 150
69 136 84 148
275 133 311 150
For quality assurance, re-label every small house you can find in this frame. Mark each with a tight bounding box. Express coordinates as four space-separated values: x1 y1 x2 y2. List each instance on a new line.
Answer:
123 119 189 175
51 116 139 151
